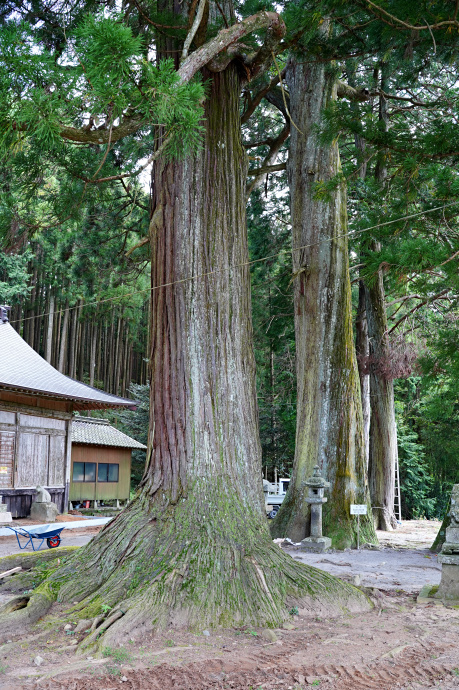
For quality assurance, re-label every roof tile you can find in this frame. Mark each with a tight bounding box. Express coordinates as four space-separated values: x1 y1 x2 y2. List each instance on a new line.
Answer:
0 323 136 410
72 417 147 449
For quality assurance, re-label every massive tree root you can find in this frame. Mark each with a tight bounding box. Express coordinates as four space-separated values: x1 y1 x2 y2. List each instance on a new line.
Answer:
0 493 371 647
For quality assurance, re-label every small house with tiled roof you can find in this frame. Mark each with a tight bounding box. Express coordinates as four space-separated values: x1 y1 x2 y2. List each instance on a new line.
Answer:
0 312 137 517
70 417 146 507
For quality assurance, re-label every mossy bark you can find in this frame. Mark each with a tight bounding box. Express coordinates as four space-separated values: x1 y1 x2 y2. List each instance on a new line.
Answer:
271 54 377 549
356 280 370 467
0 546 79 573
365 272 398 531
431 502 450 552
0 53 371 644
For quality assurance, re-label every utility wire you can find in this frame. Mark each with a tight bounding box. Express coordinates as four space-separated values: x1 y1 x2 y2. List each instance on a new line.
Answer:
10 200 459 326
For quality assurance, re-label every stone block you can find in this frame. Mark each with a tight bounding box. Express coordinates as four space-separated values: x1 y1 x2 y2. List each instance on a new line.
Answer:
0 503 7 513
300 536 331 553
437 564 459 602
438 553 459 566
416 583 439 604
30 501 58 523
446 527 459 542
0 512 12 524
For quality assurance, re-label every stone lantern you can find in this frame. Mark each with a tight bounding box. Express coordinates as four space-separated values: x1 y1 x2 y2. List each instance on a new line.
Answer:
437 484 459 603
300 465 331 553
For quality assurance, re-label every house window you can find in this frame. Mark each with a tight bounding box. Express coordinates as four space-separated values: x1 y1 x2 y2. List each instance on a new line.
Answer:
73 462 96 482
97 463 119 483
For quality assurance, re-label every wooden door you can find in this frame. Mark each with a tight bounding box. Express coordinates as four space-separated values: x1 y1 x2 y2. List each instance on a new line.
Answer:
0 431 14 489
17 433 49 486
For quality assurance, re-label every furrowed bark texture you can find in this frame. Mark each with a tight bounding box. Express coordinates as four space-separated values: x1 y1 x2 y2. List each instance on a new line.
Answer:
271 57 377 548
2 59 372 645
365 273 398 531
365 71 398 532
356 280 370 466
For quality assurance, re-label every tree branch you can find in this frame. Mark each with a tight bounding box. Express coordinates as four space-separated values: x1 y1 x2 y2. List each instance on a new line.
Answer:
361 0 459 31
265 85 289 119
336 81 370 102
241 73 282 124
178 11 286 84
388 289 450 334
126 235 150 257
181 0 207 60
245 121 290 200
57 118 145 145
80 134 173 183
14 11 286 148
246 161 287 177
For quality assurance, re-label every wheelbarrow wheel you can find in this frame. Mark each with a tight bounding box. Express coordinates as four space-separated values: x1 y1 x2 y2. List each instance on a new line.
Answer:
46 536 61 549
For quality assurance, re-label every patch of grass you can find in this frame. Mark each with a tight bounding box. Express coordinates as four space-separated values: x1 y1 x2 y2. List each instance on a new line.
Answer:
289 606 299 616
102 646 131 664
107 665 121 676
0 663 8 674
165 639 175 647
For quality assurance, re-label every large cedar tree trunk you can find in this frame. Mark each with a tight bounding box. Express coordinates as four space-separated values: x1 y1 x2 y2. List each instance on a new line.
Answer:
365 272 398 530
0 59 370 646
271 56 376 548
365 74 398 531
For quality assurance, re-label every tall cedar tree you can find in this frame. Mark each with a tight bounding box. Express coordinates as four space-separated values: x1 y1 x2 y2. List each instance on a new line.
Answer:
0 1 369 642
260 0 459 540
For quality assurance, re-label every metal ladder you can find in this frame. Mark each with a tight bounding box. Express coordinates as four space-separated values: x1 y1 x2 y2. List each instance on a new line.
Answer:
394 453 402 522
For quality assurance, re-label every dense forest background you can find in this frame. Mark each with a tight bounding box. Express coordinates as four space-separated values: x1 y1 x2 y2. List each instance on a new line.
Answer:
2 176 457 521
1 0 458 522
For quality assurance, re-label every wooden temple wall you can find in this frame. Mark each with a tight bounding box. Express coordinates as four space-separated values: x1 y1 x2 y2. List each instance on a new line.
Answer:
0 402 71 517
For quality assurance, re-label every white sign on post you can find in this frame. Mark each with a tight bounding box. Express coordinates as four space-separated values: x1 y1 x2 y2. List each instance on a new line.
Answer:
350 505 368 550
350 504 367 515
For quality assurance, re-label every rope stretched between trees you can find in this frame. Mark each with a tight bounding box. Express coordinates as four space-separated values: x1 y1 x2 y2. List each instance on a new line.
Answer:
10 200 459 326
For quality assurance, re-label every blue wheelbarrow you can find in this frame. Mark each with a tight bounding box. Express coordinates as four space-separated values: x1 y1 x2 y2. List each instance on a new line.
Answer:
5 524 65 551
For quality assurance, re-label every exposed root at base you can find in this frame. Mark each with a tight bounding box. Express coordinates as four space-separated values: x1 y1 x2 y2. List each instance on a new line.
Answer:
0 496 373 648
0 588 55 643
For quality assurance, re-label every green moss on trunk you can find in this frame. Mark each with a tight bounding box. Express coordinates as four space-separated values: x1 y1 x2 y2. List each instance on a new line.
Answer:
271 50 377 549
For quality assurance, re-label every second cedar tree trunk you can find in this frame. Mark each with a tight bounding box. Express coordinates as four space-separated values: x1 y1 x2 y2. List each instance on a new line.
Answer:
365 74 398 531
365 272 398 530
40 57 369 644
356 280 370 465
271 55 376 548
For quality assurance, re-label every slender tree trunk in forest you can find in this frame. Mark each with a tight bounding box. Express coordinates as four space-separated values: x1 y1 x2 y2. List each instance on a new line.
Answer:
108 309 115 392
78 319 86 381
69 305 77 379
9 55 371 647
271 54 376 548
114 317 122 394
45 290 54 363
54 301 61 368
58 301 69 373
34 278 44 353
26 263 38 348
89 323 97 387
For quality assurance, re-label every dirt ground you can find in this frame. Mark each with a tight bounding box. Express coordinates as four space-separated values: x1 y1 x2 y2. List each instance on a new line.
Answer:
1 519 459 690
